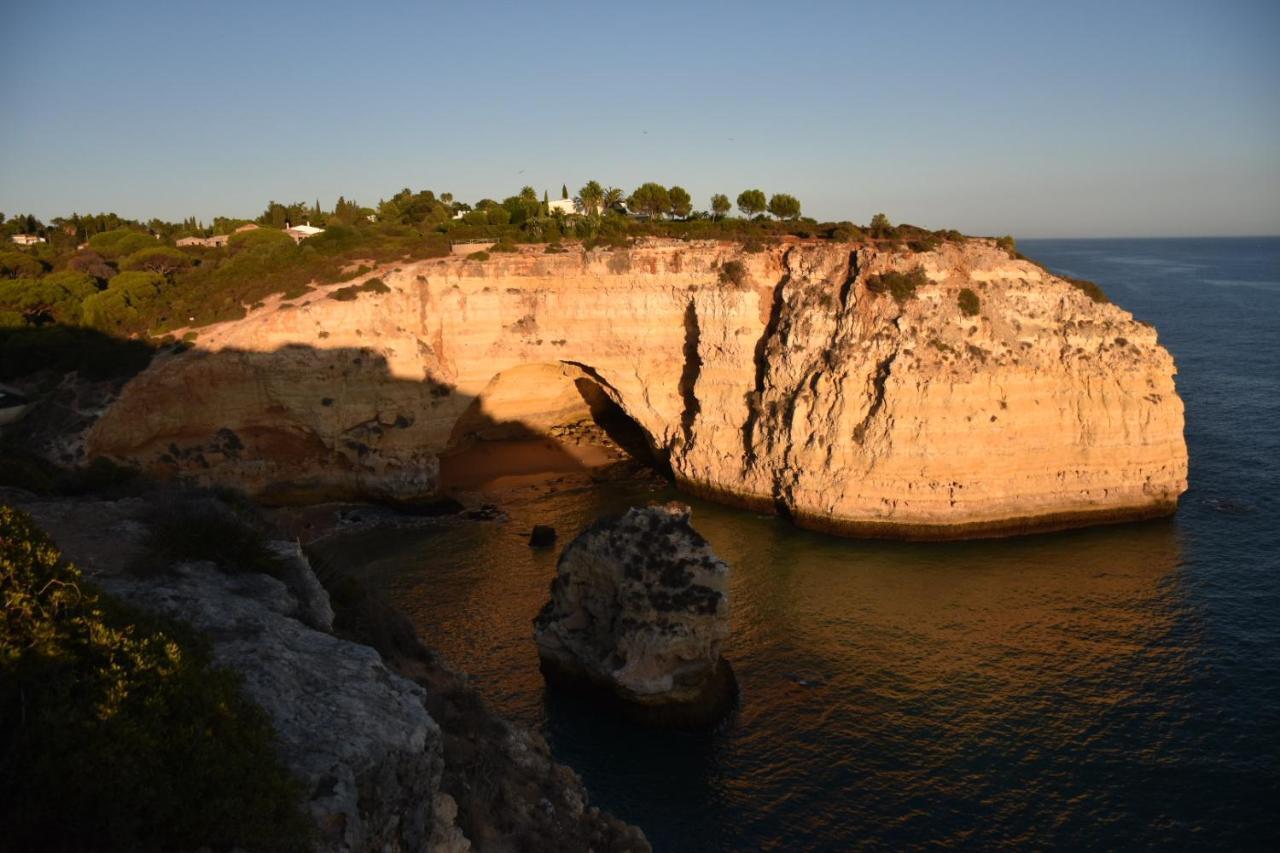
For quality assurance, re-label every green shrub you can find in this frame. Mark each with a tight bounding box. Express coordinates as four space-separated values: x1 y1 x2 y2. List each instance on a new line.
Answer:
227 227 296 252
0 506 310 852
132 496 289 578
995 235 1017 258
82 271 166 332
1066 276 1109 303
467 251 490 261
866 266 927 305
718 259 747 289
489 240 518 253
958 287 981 317
908 236 940 253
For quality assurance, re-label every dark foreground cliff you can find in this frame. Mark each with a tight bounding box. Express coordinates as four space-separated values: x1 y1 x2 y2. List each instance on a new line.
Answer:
8 492 649 852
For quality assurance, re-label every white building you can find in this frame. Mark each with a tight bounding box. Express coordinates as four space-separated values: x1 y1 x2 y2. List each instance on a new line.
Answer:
10 234 45 245
283 222 325 243
546 198 578 216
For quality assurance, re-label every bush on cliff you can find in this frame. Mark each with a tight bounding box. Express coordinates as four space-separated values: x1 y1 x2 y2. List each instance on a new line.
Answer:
866 266 927 305
1066 276 1109 303
0 506 310 852
132 495 291 579
718 259 748 289
958 287 981 317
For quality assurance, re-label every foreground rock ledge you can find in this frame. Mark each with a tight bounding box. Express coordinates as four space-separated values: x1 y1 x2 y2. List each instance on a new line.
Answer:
534 503 736 727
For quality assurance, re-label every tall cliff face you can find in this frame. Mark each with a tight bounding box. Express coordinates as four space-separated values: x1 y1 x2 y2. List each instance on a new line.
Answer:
88 238 1187 538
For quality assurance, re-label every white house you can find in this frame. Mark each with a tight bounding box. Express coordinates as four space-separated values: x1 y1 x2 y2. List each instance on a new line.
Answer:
547 198 578 216
283 222 325 243
10 234 45 245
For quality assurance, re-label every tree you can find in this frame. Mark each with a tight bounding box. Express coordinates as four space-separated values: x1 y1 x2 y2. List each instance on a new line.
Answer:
0 251 43 279
710 194 731 220
736 189 766 218
121 246 193 276
602 186 625 210
767 193 801 220
67 250 115 282
561 184 569 200
628 183 672 218
83 271 166 332
669 186 692 219
519 186 538 202
869 212 894 238
577 180 604 215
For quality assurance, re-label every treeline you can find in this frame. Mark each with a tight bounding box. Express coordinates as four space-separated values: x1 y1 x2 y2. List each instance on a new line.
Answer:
0 185 994 379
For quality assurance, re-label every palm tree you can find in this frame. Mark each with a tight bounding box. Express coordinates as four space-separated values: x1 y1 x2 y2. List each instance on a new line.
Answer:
602 186 625 211
577 180 604 215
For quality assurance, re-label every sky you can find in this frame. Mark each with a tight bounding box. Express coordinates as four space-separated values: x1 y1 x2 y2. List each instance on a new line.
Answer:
1 0 1278 238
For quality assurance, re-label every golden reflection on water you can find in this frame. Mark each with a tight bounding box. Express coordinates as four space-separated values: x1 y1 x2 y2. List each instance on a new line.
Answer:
314 479 1193 849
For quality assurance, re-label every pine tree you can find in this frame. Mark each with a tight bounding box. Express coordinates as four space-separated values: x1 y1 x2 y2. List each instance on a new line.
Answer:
561 184 568 199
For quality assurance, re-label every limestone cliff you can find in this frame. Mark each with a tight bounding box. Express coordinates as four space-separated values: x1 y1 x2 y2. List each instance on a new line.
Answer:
87 238 1188 538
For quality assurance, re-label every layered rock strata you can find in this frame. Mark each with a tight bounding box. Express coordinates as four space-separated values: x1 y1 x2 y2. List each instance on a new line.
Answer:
534 503 735 726
87 238 1188 538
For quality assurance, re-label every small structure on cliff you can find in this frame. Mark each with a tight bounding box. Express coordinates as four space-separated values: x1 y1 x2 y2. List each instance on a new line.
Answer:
533 502 736 727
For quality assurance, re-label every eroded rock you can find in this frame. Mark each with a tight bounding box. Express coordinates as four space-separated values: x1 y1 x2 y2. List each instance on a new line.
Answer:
533 502 735 726
100 564 449 853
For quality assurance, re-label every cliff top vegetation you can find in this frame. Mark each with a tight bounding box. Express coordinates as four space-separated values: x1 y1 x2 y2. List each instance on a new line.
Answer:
0 183 1061 378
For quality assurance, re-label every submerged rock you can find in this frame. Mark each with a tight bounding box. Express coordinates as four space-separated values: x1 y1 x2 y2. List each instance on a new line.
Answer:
533 502 735 727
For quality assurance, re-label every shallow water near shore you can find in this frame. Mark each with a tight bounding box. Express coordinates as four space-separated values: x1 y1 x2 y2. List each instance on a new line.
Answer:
316 237 1280 849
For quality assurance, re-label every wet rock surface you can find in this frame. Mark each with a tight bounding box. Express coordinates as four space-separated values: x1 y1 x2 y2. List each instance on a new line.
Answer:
534 502 735 726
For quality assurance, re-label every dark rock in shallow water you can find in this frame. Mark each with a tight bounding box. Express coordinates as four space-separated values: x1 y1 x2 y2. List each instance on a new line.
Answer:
529 524 558 547
533 502 736 728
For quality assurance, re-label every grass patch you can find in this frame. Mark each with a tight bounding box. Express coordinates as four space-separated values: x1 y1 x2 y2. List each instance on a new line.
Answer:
0 506 311 852
958 287 981 317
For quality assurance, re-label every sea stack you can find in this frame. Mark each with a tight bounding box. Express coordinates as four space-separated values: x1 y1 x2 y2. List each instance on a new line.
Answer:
533 503 735 727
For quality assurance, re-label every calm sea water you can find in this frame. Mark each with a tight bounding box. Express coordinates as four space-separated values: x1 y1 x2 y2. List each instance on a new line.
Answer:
319 238 1280 850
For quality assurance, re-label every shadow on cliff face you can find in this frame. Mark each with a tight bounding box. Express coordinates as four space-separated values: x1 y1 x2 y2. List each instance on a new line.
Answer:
4 331 668 505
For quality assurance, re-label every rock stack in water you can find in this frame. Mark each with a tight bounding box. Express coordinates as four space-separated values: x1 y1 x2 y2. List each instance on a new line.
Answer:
533 502 735 727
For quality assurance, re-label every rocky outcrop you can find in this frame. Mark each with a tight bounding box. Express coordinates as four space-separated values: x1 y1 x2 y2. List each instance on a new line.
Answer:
100 563 449 853
534 503 734 726
87 238 1188 538
14 495 651 853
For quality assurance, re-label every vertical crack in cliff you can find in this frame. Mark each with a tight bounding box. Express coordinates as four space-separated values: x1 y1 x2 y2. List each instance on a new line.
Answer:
838 250 860 309
743 256 793 468
678 299 702 451
852 349 898 445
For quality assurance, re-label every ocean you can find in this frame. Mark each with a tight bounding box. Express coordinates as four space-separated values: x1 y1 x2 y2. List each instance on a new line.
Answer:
315 237 1280 850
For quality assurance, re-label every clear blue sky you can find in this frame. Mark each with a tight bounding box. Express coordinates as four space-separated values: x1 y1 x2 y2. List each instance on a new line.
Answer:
2 0 1277 237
